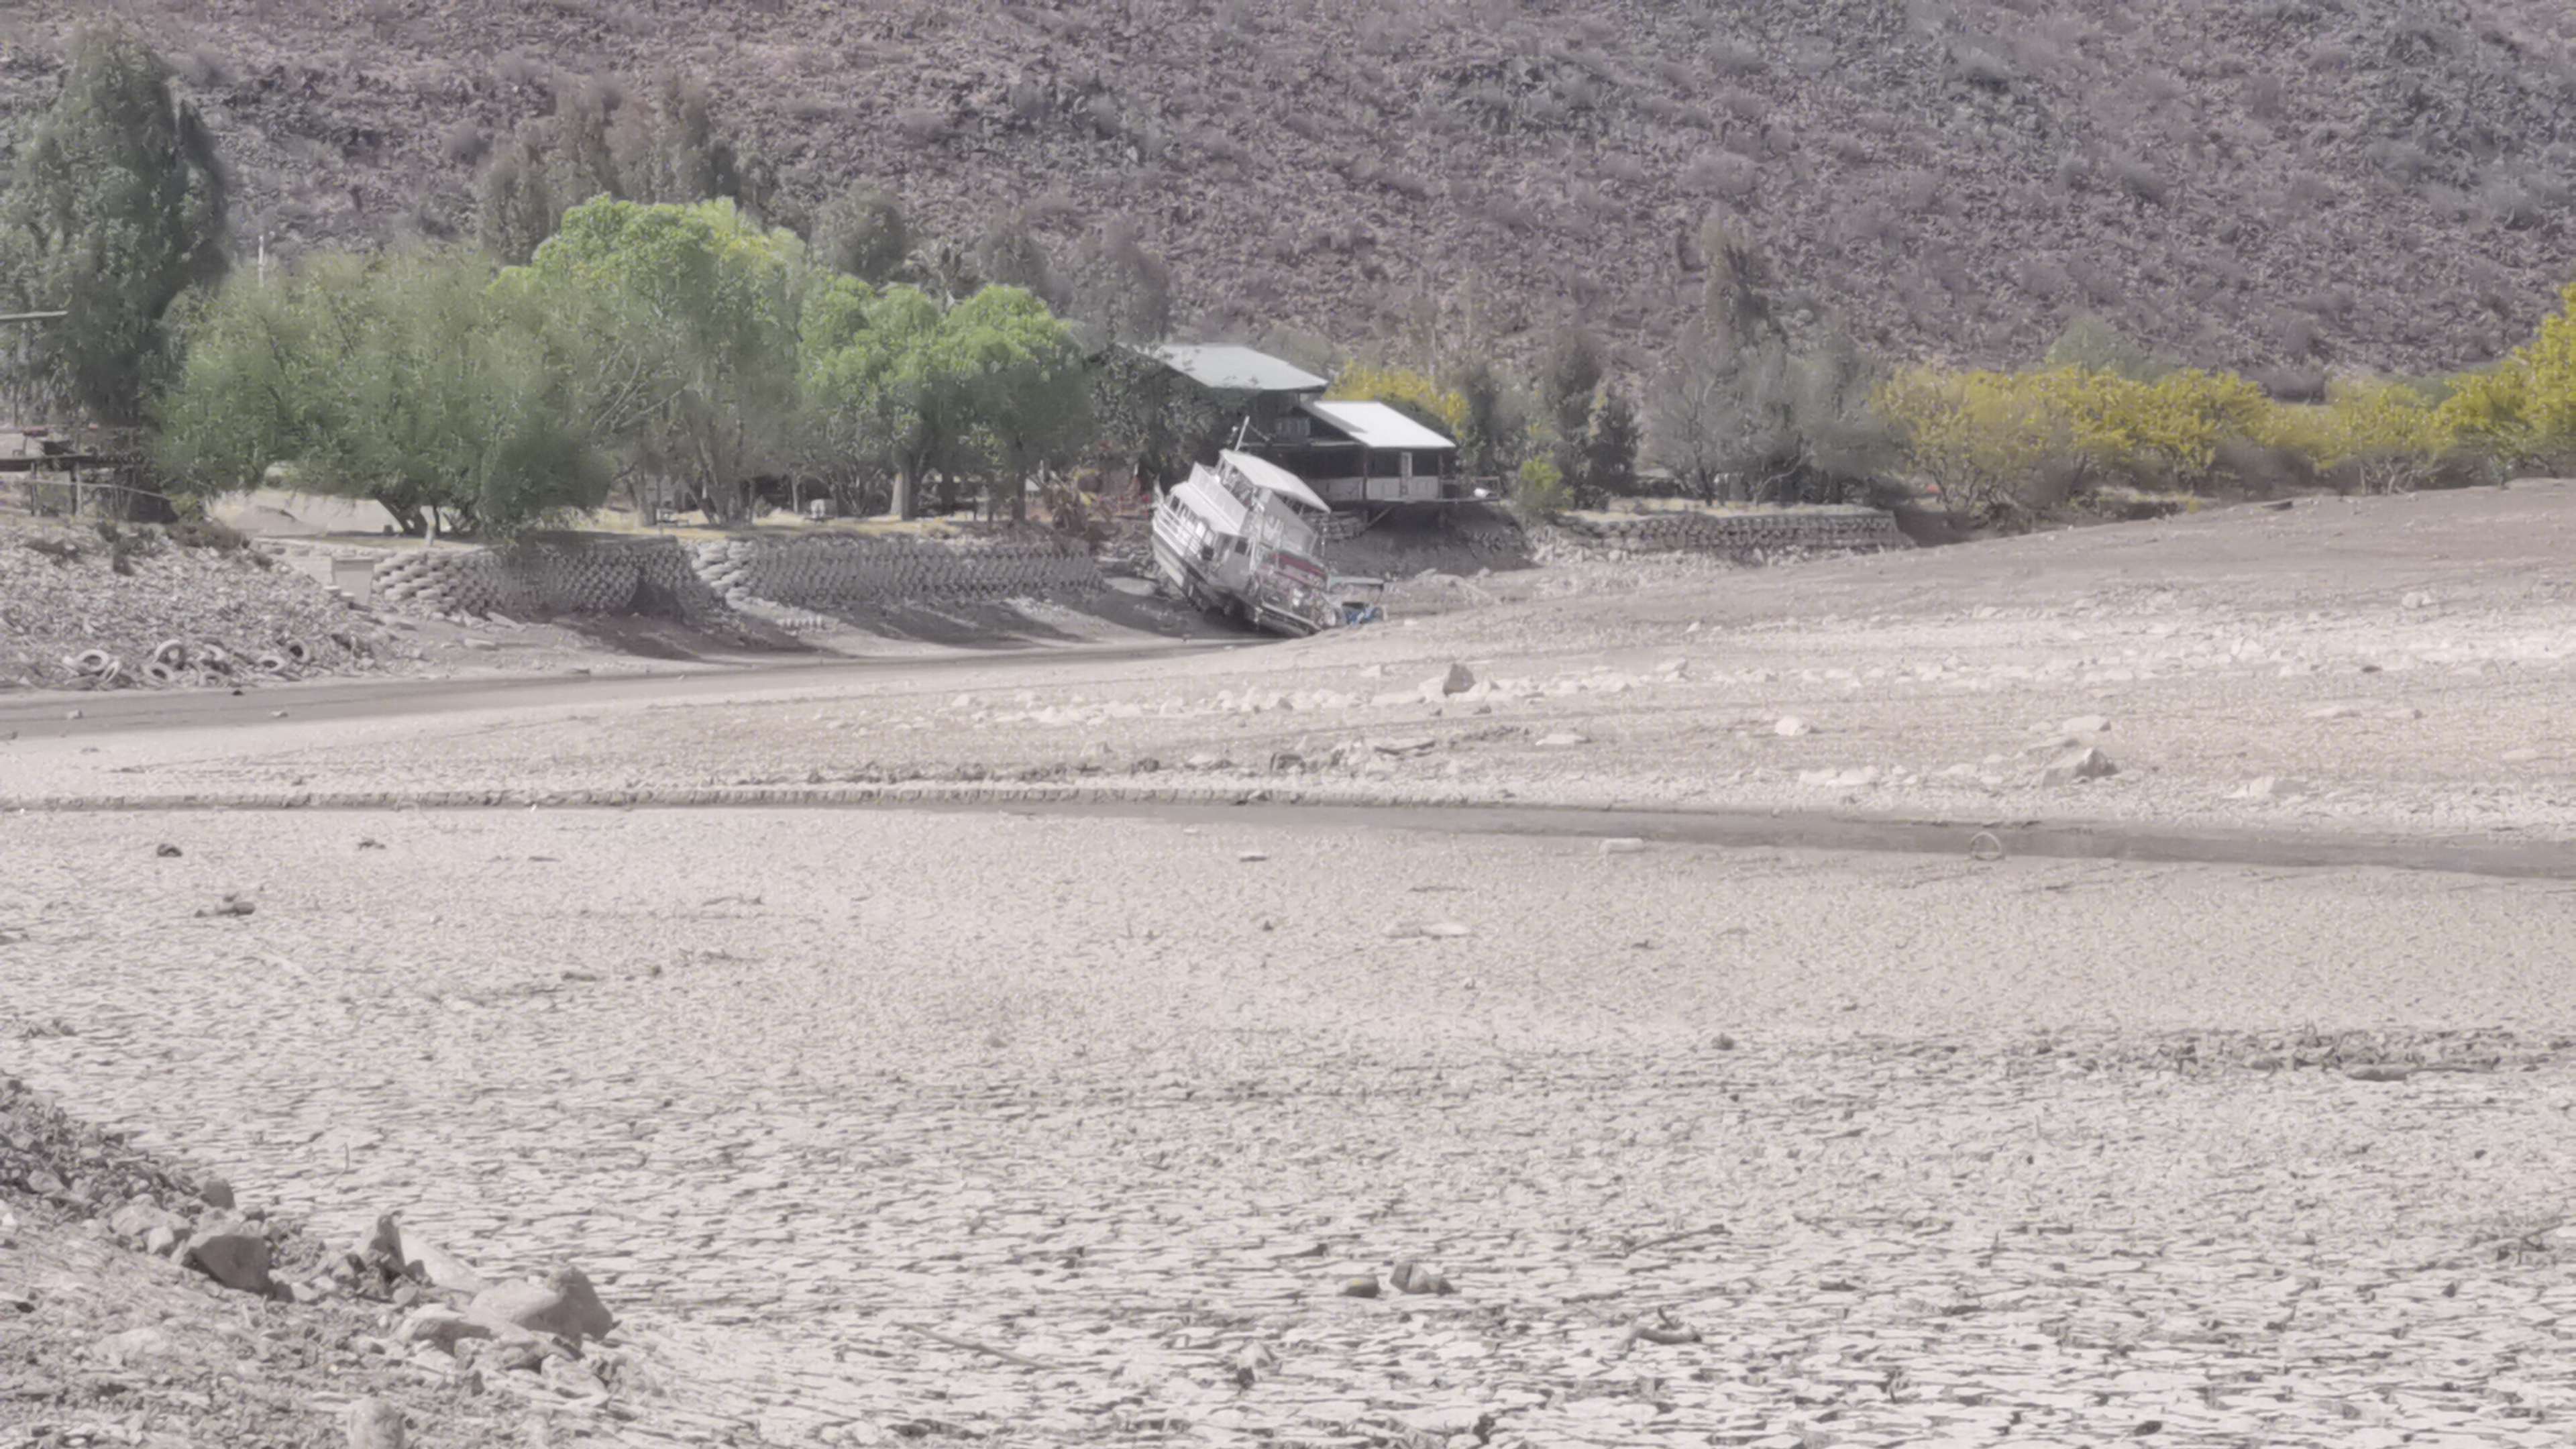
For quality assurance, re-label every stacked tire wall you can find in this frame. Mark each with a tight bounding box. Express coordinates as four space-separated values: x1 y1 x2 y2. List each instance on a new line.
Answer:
370 532 1101 622
372 539 728 620
1556 509 1911 557
688 533 1103 612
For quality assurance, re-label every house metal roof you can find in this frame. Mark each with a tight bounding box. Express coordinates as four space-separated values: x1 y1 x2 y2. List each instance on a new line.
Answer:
1138 343 1330 394
1301 398 1458 451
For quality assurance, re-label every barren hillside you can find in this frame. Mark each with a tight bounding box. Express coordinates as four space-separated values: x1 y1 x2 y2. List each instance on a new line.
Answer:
7 0 2576 377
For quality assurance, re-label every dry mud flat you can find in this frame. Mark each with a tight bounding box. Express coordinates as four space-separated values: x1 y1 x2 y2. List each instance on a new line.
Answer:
7 809 2576 1448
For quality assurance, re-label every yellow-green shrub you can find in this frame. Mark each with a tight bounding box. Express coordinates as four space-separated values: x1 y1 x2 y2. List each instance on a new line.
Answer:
1874 367 2083 519
2436 280 2576 470
2310 379 2457 493
1327 364 1470 439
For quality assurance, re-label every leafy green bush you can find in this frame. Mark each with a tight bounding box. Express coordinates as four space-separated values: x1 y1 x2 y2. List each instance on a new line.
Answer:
156 249 607 537
1512 455 1570 513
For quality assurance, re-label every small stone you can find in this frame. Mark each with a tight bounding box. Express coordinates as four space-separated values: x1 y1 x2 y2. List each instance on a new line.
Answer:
1420 921 1472 939
1389 1259 1456 1295
400 1306 496 1353
66 708 83 720
1237 850 1269 863
154 843 182 858
1435 662 1475 695
345 1397 408 1449
184 1220 275 1295
1182 751 1227 770
2345 1063 2414 1083
2306 704 2357 720
2037 747 2118 786
1599 838 1647 855
1340 1275 1381 1299
2230 775 2309 802
2502 747 2543 764
109 1201 183 1243
468 1265 615 1344
144 1224 180 1257
1773 716 1811 737
1535 731 1589 749
541 1354 608 1397
1373 736 1438 757
2402 591 2433 609
101 1326 176 1366
2061 714 2110 734
1656 657 1689 678
401 1234 486 1294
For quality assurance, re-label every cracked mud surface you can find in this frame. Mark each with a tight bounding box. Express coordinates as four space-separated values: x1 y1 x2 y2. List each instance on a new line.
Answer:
8 810 2575 1447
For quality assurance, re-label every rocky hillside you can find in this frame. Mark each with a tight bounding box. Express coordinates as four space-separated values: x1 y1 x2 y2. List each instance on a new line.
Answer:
6 0 2576 378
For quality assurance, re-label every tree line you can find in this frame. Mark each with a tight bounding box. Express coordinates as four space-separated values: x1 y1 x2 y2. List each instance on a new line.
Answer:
2 26 1161 537
10 24 2576 541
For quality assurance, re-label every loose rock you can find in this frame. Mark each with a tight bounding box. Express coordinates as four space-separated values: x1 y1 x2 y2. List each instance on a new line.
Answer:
1389 1259 1456 1295
467 1265 615 1344
100 1326 176 1366
2037 747 2118 786
1774 716 1811 737
184 1220 276 1296
400 1306 496 1353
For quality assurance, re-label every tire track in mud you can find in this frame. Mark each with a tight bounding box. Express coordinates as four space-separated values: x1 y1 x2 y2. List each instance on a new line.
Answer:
7 781 2574 880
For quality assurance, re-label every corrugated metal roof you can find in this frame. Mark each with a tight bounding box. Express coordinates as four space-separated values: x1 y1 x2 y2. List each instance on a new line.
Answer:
1220 449 1332 513
1137 343 1330 394
1301 399 1458 451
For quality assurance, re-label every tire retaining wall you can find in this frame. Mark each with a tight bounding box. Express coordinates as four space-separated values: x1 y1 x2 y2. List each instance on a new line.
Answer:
688 533 1102 613
369 532 1104 625
1555 509 1911 557
371 539 728 620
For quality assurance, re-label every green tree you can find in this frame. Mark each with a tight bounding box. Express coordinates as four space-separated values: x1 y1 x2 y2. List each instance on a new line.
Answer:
1538 327 1605 490
802 280 951 518
1584 384 1642 498
804 281 1091 519
156 250 607 536
500 197 804 521
1443 357 1527 484
942 286 1092 519
0 23 227 424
